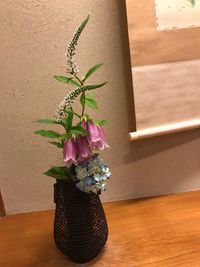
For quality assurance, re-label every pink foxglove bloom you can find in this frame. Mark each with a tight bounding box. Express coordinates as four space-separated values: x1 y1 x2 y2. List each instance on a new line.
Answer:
63 138 77 167
87 121 109 150
76 136 92 162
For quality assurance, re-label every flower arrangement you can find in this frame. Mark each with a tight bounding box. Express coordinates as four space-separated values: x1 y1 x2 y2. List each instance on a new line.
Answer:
34 15 111 194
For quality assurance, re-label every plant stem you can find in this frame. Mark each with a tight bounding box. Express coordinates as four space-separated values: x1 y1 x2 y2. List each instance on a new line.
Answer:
74 75 86 117
73 112 82 119
61 121 67 131
81 92 86 117
74 75 83 86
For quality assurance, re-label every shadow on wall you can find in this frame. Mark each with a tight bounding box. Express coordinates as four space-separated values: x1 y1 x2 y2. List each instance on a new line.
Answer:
126 129 200 163
118 0 137 134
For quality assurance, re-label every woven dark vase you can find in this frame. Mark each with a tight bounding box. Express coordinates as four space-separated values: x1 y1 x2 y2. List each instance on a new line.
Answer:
53 180 108 264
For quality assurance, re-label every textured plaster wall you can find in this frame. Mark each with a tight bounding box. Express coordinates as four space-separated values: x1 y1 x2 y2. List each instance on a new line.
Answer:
1 0 200 214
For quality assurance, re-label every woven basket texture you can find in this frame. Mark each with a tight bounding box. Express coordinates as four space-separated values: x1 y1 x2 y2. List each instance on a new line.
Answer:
54 180 108 263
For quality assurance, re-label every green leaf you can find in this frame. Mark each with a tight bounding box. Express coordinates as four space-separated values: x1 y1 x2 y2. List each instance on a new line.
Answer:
64 109 81 119
94 119 110 126
49 141 64 148
84 93 98 110
82 63 103 82
44 166 72 180
65 108 74 129
58 133 69 141
85 98 98 110
68 82 108 108
54 76 80 87
33 119 59 124
80 93 85 108
34 130 61 138
86 93 95 99
85 81 108 91
70 125 87 136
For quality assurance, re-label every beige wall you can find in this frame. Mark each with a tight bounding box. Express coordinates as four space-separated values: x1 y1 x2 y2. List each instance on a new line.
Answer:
1 0 200 215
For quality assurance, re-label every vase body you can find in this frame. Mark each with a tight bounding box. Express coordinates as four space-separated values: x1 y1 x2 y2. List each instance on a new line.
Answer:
53 180 108 263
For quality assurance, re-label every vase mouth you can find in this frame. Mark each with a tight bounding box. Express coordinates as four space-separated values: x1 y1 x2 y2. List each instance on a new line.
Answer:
54 180 99 197
55 179 75 186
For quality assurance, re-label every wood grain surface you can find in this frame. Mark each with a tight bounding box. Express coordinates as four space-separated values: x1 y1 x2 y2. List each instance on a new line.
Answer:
1 191 200 266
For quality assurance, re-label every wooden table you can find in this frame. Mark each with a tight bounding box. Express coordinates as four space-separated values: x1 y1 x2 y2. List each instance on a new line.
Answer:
1 190 200 266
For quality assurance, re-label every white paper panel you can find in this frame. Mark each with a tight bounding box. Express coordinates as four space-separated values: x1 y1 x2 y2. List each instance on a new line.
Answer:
156 0 200 30
133 59 200 130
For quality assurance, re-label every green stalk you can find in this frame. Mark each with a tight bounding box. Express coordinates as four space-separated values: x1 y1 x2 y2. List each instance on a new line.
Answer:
73 112 82 119
81 92 86 117
74 75 86 117
74 75 83 86
61 121 67 131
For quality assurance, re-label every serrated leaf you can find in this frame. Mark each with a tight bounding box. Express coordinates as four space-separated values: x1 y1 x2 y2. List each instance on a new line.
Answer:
54 76 80 87
85 98 98 110
33 119 59 124
44 166 72 180
70 125 87 136
82 63 103 82
49 141 64 148
34 130 61 138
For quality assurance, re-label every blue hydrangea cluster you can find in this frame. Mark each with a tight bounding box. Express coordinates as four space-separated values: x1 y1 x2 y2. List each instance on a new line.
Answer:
75 154 111 194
